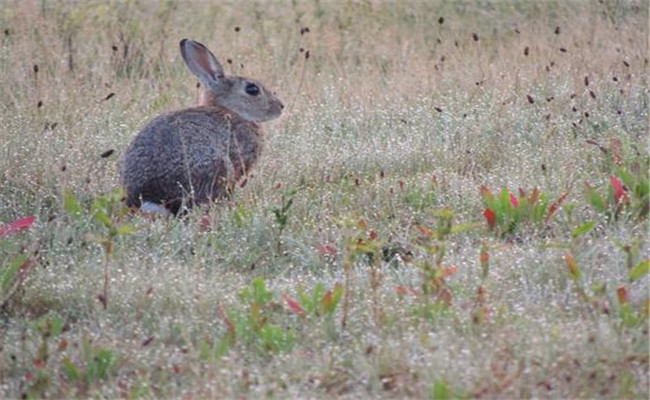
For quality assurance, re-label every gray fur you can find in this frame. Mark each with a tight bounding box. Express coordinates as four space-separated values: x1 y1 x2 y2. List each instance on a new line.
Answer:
121 39 283 215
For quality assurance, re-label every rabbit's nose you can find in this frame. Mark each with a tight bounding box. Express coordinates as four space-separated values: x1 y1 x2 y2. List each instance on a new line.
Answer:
279 102 284 109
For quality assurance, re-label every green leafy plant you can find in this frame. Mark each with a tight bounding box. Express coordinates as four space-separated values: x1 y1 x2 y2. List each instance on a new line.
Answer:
284 282 344 337
218 277 296 357
337 217 384 327
404 177 438 212
481 186 567 237
562 249 648 328
64 188 137 310
584 169 649 222
0 216 37 308
271 188 297 253
400 208 475 322
585 136 649 222
21 313 65 398
61 336 123 393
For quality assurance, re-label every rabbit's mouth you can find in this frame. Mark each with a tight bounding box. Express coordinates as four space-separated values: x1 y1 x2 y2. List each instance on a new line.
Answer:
267 99 284 120
244 99 284 122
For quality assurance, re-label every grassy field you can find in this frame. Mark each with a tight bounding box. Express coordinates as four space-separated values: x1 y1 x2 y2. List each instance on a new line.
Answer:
1 0 649 398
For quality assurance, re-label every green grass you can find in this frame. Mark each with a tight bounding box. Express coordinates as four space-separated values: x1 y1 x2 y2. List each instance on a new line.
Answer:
1 0 648 398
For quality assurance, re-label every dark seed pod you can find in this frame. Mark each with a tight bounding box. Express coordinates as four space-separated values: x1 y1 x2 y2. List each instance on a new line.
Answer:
100 149 115 158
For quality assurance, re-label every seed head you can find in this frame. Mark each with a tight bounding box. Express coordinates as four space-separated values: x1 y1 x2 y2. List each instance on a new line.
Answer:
100 149 115 158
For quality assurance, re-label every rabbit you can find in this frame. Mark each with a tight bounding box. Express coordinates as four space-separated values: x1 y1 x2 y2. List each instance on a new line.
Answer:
121 39 283 216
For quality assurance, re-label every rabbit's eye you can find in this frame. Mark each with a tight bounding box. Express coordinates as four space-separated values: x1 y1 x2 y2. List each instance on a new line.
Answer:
245 83 260 96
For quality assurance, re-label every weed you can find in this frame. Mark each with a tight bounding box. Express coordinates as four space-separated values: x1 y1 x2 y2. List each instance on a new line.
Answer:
481 186 567 238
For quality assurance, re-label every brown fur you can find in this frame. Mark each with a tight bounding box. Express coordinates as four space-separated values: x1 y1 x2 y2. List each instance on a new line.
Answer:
121 39 283 215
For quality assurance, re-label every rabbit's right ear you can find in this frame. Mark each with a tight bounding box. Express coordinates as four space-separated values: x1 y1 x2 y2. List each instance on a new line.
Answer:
180 39 225 86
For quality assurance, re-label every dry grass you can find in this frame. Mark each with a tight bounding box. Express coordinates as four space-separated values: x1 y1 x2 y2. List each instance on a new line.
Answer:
1 0 649 398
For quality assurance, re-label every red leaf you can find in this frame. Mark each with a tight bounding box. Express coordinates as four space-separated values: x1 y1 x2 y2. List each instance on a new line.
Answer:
479 185 493 200
564 253 581 279
509 192 519 207
218 307 235 338
415 224 435 237
198 215 211 231
610 175 627 204
518 188 526 198
283 294 304 315
441 265 458 278
0 216 36 238
316 243 338 257
545 192 568 222
483 208 496 230
436 287 453 307
477 285 487 300
528 187 540 205
617 287 629 304
395 285 418 296
479 249 489 265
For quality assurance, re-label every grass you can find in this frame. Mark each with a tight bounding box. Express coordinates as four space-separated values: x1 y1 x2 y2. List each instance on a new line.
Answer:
1 0 649 398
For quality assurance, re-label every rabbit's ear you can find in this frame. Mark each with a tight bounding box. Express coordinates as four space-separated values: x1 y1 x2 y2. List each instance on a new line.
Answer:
180 39 225 85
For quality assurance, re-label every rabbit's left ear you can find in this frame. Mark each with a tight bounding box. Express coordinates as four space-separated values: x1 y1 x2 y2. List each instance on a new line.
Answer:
180 39 225 85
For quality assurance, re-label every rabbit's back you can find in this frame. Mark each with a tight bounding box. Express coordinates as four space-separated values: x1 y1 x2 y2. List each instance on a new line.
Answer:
121 107 263 214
